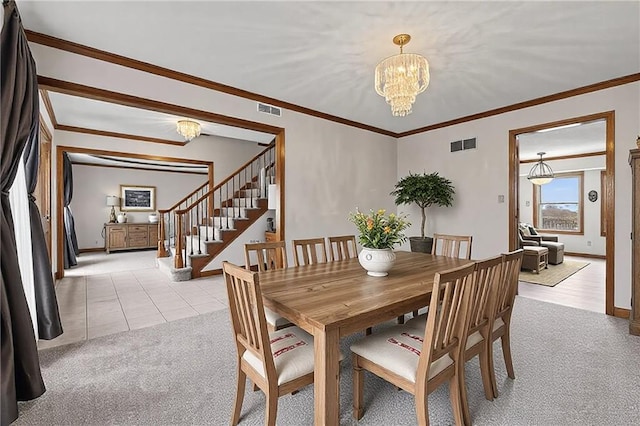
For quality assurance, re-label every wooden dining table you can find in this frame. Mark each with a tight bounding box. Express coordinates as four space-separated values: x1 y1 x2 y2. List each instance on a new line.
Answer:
258 250 473 425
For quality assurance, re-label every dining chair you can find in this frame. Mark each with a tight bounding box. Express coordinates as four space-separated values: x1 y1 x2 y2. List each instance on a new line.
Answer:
403 233 473 322
406 254 502 421
350 262 477 425
222 261 317 426
327 235 358 261
431 233 473 260
244 241 292 331
292 237 328 266
489 249 523 398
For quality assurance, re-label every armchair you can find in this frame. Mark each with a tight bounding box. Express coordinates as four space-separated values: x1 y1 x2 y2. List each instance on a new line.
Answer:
518 224 564 265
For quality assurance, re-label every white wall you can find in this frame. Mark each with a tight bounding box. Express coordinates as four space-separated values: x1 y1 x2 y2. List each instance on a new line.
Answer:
34 44 397 274
398 82 639 310
72 164 205 249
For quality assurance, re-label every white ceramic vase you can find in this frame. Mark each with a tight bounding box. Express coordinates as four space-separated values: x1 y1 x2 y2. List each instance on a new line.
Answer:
358 247 396 277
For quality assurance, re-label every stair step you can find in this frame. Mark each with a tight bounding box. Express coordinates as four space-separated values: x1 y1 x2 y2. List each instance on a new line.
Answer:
231 197 260 207
239 188 261 197
210 217 235 229
197 226 222 241
217 206 249 218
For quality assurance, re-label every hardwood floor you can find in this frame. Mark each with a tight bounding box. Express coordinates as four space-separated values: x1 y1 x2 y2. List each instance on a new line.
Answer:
518 255 605 313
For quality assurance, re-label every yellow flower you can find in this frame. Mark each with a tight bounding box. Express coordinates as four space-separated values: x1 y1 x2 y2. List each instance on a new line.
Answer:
367 219 374 230
389 213 396 219
378 209 386 215
384 226 391 233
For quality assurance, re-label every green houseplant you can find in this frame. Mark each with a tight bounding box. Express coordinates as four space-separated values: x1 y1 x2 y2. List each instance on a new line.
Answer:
391 172 455 253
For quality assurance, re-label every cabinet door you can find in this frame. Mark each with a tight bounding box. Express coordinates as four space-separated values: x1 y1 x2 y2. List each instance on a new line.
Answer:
108 226 127 251
148 224 159 247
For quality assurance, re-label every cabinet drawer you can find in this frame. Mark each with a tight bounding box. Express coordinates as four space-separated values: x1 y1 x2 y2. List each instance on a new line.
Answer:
128 236 149 248
128 225 148 233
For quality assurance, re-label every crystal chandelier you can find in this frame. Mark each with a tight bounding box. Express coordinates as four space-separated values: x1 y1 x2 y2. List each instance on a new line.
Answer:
375 34 430 117
176 120 201 141
528 152 555 185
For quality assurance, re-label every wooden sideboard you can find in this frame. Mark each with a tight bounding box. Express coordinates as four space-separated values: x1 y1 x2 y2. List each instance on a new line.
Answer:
630 148 640 335
105 222 158 254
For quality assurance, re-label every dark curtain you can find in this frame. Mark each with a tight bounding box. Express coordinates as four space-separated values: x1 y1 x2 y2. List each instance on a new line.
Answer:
1 1 46 425
62 152 78 268
24 118 63 340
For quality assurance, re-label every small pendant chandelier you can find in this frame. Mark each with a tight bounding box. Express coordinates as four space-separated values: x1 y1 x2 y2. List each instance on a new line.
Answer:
176 120 201 141
374 34 430 117
528 152 554 185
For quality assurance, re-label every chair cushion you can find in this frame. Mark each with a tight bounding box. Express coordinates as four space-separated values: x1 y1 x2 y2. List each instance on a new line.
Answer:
243 326 316 385
264 307 292 328
493 317 505 332
350 325 453 383
407 316 483 351
404 313 427 331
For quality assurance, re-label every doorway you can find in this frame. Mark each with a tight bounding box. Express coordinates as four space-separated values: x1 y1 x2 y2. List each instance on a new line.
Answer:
508 111 615 315
36 120 52 261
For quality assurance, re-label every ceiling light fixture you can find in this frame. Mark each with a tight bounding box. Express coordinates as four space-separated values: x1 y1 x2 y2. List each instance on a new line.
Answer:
176 120 201 141
528 152 555 185
375 33 430 117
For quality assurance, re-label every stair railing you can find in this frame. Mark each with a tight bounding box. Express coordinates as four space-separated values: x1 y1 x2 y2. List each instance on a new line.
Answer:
157 180 211 258
172 143 275 269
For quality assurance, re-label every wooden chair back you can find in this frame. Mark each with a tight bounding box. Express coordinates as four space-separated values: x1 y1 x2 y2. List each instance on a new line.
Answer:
292 238 328 266
222 261 276 380
327 235 358 261
496 249 524 320
468 256 503 337
416 262 476 384
244 241 288 271
431 233 473 259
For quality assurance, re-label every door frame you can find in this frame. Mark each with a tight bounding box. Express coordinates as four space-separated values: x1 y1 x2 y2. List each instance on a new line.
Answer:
508 110 616 316
38 117 53 261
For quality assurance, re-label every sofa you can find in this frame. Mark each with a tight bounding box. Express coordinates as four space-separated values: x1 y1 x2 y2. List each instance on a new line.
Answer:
518 224 564 265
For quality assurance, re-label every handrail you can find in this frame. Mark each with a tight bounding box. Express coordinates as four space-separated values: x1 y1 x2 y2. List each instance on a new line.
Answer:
215 141 275 190
159 180 208 213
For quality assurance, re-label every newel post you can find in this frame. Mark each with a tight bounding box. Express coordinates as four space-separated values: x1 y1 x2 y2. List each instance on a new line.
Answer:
157 211 167 258
174 212 184 269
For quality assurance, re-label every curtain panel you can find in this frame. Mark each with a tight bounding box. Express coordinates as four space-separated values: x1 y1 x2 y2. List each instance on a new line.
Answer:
24 115 63 339
62 151 78 268
1 1 46 424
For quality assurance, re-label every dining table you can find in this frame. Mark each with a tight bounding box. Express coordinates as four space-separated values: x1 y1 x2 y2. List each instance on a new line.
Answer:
258 250 473 425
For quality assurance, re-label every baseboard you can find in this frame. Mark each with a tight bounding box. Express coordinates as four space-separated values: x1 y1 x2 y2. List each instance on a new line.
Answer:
564 252 606 259
79 247 105 253
613 307 630 319
199 269 222 277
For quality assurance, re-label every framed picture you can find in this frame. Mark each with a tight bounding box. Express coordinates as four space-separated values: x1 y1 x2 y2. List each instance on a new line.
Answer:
120 185 156 211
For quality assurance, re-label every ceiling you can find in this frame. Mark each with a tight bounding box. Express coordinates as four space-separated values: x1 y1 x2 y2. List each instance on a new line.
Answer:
18 2 639 145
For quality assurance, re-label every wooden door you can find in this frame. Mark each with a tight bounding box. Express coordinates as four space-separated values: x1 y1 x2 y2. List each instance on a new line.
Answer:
35 123 52 260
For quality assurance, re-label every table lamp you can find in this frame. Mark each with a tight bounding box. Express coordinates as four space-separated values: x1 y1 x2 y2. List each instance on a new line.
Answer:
106 195 120 223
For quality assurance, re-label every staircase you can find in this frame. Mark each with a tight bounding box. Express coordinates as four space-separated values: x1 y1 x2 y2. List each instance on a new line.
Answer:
157 143 276 280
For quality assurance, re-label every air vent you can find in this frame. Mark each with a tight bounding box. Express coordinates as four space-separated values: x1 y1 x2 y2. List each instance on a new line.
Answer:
463 138 477 150
451 137 476 153
257 102 282 117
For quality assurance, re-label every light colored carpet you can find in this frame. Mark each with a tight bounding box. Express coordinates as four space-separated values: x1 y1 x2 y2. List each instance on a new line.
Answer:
519 260 589 286
15 297 640 425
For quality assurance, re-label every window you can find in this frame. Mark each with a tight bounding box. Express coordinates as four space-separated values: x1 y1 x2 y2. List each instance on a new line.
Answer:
533 172 584 234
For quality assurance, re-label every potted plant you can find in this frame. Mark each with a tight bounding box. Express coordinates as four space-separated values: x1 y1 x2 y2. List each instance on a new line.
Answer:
349 209 410 276
391 172 455 253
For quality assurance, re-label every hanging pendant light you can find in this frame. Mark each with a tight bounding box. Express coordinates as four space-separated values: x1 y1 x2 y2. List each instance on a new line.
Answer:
528 152 554 185
374 34 430 117
176 120 201 141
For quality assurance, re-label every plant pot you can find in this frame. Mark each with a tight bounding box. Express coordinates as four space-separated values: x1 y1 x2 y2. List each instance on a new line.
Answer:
409 236 433 254
358 248 396 277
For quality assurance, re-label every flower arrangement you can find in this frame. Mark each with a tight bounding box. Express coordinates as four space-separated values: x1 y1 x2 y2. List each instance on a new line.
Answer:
349 209 410 250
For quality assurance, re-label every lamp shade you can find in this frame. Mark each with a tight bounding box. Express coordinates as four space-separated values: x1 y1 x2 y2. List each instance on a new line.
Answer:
527 152 554 185
267 184 277 210
106 195 120 207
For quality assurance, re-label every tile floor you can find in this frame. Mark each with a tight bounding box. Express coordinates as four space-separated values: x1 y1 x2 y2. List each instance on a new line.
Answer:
518 255 606 313
38 250 228 350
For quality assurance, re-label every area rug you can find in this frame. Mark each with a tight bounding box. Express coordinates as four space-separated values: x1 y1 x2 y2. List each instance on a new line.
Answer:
519 260 589 287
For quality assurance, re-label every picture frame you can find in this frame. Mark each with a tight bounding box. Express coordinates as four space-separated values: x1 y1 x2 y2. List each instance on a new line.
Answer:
120 185 156 212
